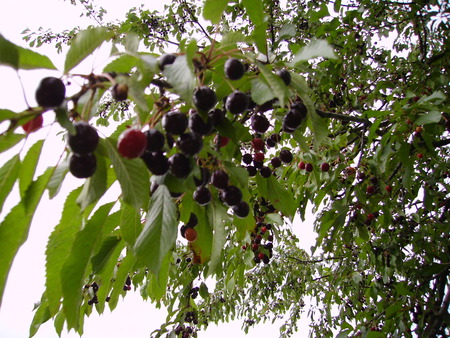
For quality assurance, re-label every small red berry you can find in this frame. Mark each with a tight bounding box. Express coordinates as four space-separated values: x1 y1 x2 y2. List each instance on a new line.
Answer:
253 152 264 162
117 128 147 158
385 185 392 193
366 185 375 195
251 138 265 151
252 243 259 251
305 163 313 172
321 162 330 172
260 226 267 234
185 228 198 242
417 153 423 159
215 135 229 147
298 161 306 170
366 213 375 222
22 115 43 134
258 252 265 260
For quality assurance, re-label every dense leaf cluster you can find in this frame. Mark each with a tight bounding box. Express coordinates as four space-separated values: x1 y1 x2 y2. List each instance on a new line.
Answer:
1 0 449 337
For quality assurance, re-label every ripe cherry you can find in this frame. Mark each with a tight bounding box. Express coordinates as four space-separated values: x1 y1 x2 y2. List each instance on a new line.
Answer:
168 153 191 178
259 166 272 178
193 86 217 112
225 91 249 115
68 121 99 155
220 185 242 207
112 83 128 101
233 200 250 218
279 149 293 163
193 185 212 205
224 58 245 80
298 161 306 170
35 77 66 107
117 128 147 158
141 151 169 175
305 163 313 172
22 115 43 134
185 227 198 242
366 185 375 194
251 138 265 152
251 114 270 133
144 128 165 152
385 185 392 193
211 170 229 189
253 152 264 162
321 162 330 172
162 111 188 135
69 153 97 178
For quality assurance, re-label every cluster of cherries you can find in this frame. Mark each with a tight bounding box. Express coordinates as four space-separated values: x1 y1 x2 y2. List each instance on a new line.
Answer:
245 221 274 264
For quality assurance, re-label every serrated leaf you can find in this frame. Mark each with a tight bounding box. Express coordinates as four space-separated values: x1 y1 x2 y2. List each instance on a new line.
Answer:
91 235 121 274
45 187 84 315
257 62 288 107
207 201 228 276
76 154 107 210
17 46 56 70
290 73 328 146
55 107 75 134
203 0 230 24
251 78 276 105
0 155 20 214
119 202 142 248
414 110 442 125
29 296 51 337
104 138 149 210
266 175 297 218
61 202 114 330
291 39 336 64
103 54 137 73
133 185 177 275
19 140 44 199
278 23 297 40
148 251 171 301
47 160 69 199
242 0 265 26
108 252 135 311
0 132 25 153
163 54 196 104
0 168 52 307
64 27 113 73
0 34 19 69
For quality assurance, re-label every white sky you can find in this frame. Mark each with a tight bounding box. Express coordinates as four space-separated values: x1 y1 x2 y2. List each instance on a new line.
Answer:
0 1 316 337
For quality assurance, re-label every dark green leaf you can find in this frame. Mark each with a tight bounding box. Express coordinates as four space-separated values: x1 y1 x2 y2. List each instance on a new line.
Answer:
242 0 265 26
61 202 114 330
47 160 69 199
17 46 56 70
0 155 20 213
91 235 121 274
207 201 228 276
133 185 177 275
415 110 442 125
64 27 113 73
0 34 19 69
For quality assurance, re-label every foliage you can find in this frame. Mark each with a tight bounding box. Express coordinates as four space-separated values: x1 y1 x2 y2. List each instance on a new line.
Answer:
1 0 450 337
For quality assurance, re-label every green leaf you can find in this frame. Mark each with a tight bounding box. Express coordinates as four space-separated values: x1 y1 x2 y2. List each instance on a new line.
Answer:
0 34 19 69
242 0 265 26
266 176 297 218
133 185 177 275
91 235 121 274
0 109 18 123
251 78 275 105
0 168 52 307
148 251 171 301
19 140 44 199
207 201 228 276
61 202 114 330
291 39 336 64
0 155 20 213
163 54 196 104
45 187 83 315
17 46 56 70
414 110 442 125
0 132 25 153
29 296 51 337
290 73 328 146
104 138 149 210
119 202 142 248
64 27 113 73
76 154 107 210
47 160 69 199
108 252 135 311
55 107 75 134
203 0 230 24
257 62 289 108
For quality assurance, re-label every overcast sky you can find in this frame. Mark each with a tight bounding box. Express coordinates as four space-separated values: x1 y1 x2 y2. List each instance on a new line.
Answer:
0 1 316 337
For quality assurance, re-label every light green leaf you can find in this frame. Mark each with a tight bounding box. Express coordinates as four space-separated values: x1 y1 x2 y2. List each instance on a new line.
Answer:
103 54 137 73
414 110 442 125
91 235 121 274
61 202 114 330
45 187 84 315
119 202 143 248
108 252 135 311
0 109 18 123
17 46 56 70
29 296 51 337
55 107 75 134
47 160 69 199
148 251 171 301
266 175 297 218
203 0 230 24
104 138 149 210
133 185 177 275
64 27 113 73
242 0 265 26
257 62 289 108
19 140 44 199
76 154 108 210
291 39 336 64
251 78 276 105
163 54 196 104
0 155 20 213
0 168 52 307
278 23 297 40
0 132 25 154
0 34 19 69
207 201 228 276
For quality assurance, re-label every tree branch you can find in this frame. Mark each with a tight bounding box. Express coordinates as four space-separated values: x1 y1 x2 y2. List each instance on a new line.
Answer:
315 109 372 126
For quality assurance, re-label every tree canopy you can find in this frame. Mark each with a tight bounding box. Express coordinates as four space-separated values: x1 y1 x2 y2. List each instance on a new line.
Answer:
0 0 449 337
